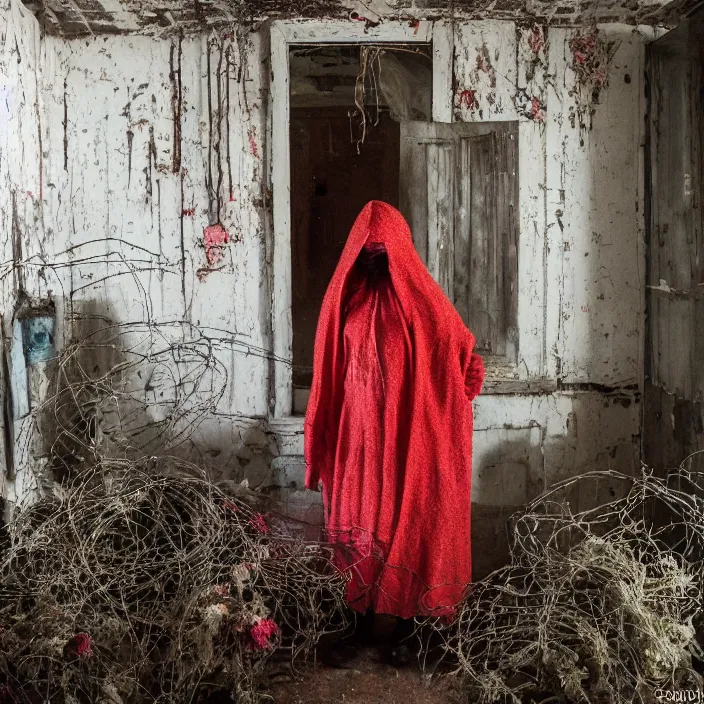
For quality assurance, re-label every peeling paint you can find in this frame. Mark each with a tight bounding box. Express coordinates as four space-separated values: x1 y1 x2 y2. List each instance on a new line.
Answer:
203 222 229 267
169 38 182 174
28 0 691 38
568 28 616 132
0 12 648 519
528 24 545 54
457 88 478 110
529 95 546 122
248 126 260 159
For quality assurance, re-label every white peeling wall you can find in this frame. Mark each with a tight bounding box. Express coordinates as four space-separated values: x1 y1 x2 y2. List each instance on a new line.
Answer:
0 0 43 307
44 31 274 479
452 22 645 386
449 23 645 524
0 14 647 525
545 27 645 386
1 24 277 502
0 0 45 506
39 32 269 410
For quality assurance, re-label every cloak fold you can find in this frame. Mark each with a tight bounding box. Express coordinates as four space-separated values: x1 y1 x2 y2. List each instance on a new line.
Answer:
305 201 484 619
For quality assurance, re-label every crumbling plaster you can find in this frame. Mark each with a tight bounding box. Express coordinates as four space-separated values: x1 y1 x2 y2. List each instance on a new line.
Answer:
25 0 694 38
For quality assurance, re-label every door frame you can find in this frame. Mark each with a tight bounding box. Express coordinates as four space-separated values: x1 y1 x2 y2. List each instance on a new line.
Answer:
268 19 453 428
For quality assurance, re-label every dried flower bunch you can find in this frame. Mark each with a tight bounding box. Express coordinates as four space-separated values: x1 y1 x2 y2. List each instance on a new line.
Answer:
0 320 348 703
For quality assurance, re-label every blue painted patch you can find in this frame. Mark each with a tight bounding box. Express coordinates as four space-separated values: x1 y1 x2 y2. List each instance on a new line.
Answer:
21 316 55 365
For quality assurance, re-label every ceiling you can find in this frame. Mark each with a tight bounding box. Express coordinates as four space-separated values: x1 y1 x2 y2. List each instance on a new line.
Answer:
25 0 703 37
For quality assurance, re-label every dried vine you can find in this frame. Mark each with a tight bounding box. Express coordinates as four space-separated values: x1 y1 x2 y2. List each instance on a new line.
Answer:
431 464 704 703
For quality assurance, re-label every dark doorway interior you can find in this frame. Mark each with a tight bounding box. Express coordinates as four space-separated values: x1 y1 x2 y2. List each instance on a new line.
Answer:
291 108 400 396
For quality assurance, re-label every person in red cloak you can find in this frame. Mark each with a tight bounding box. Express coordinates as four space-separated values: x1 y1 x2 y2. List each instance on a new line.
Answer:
305 200 484 663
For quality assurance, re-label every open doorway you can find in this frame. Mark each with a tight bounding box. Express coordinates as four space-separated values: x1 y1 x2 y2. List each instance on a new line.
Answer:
283 38 519 418
289 45 433 414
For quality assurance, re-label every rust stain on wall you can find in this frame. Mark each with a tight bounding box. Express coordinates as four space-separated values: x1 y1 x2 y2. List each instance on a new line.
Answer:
169 38 182 175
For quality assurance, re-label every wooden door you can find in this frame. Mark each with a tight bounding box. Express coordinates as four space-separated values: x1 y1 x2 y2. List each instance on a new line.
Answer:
643 11 704 472
399 121 519 366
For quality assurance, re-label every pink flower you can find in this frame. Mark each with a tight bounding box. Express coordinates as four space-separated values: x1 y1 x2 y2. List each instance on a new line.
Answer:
249 513 269 534
71 632 93 658
248 619 279 650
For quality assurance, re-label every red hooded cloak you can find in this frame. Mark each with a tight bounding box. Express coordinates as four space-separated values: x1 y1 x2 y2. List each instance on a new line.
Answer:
304 201 484 619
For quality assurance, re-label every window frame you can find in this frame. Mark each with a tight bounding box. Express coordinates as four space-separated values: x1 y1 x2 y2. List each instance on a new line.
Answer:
268 19 454 425
398 119 520 368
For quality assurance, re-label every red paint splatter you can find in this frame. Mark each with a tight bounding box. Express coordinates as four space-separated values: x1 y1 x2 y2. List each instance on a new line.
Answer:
248 129 260 159
229 191 236 202
530 97 546 123
458 89 479 111
570 33 596 67
528 25 544 55
248 619 279 650
409 18 420 34
349 10 366 21
182 208 195 217
203 223 229 267
26 191 33 198
569 32 608 92
222 499 239 513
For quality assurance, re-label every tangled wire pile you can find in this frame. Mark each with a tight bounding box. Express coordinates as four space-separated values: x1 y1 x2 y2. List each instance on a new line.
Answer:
12 319 289 492
0 321 348 703
0 459 347 703
433 465 704 704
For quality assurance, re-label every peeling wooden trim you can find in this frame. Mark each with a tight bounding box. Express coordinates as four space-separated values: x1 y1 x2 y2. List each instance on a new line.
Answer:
270 22 292 419
482 378 557 394
432 20 453 123
273 19 433 44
